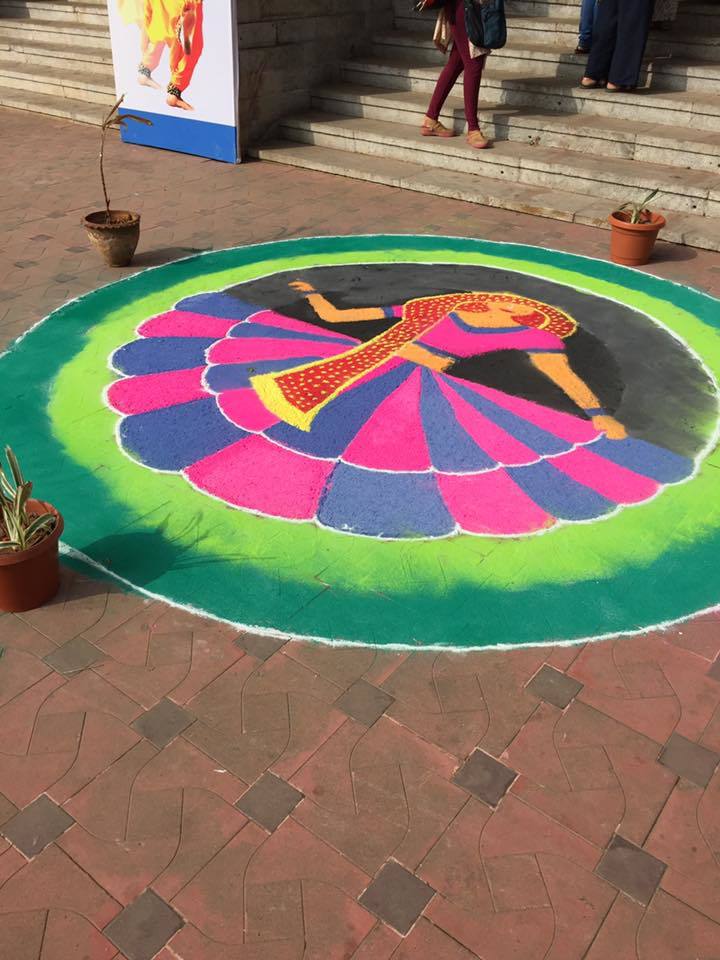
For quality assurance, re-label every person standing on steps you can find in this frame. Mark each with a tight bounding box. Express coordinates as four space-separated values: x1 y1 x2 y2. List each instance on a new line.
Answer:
575 0 597 55
580 0 654 92
421 0 506 150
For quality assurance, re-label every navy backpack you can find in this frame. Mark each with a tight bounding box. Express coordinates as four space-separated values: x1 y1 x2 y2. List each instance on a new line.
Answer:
467 0 507 50
415 0 507 51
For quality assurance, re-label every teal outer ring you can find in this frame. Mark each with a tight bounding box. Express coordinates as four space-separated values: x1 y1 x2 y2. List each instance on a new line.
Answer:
1 235 719 649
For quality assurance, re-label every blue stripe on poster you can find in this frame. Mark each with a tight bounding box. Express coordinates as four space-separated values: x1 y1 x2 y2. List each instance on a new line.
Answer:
119 109 238 163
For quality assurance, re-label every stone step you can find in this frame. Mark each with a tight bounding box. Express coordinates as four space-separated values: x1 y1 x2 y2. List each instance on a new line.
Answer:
312 82 720 172
0 0 108 25
0 84 106 124
676 0 720 31
0 15 110 49
399 1 718 37
0 0 107 7
395 0 585 18
253 139 720 252
276 112 718 216
371 30 720 93
505 0 583 14
507 15 720 61
0 34 113 68
0 56 115 103
393 11 720 62
342 56 720 130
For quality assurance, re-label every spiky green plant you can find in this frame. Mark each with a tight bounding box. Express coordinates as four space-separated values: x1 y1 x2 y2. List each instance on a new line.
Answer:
0 447 56 552
617 188 660 225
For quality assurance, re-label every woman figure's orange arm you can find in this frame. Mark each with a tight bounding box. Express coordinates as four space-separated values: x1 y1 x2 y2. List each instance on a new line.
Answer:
530 352 627 439
290 281 385 323
289 281 453 370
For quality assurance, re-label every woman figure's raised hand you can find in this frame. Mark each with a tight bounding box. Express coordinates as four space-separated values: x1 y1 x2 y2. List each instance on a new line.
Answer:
289 280 315 294
592 414 627 440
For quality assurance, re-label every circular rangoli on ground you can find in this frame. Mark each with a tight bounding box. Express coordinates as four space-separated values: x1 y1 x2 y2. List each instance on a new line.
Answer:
2 236 719 648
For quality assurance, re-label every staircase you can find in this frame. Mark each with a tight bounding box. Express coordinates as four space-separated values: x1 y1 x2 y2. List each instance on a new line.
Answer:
0 0 113 124
255 0 720 251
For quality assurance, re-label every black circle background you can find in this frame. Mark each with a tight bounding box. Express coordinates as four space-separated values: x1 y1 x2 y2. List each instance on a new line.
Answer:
228 263 718 459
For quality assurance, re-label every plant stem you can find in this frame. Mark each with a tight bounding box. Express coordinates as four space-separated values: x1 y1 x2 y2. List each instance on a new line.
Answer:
100 94 124 221
100 122 110 218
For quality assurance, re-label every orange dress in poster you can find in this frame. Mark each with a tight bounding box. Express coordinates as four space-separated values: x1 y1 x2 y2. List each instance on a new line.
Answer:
118 0 204 110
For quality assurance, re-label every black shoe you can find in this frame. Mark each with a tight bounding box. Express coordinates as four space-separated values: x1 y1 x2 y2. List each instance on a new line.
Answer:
575 45 590 55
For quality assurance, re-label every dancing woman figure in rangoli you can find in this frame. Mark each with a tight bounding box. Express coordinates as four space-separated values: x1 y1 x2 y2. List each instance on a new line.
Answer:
107 282 693 539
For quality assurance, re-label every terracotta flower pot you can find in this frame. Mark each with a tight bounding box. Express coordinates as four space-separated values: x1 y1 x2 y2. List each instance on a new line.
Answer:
0 500 64 613
83 210 140 267
608 210 666 267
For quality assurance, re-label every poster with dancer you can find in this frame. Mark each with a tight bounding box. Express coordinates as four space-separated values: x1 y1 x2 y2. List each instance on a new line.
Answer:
106 0 239 163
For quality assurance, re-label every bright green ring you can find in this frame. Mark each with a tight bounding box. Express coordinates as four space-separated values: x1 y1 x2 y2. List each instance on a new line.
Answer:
2 235 719 649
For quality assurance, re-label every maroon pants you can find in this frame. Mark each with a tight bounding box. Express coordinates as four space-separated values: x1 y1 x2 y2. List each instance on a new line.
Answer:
426 0 486 132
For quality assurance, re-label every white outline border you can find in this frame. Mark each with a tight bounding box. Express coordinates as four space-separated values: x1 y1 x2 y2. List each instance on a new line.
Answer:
104 251 720 542
3 232 719 651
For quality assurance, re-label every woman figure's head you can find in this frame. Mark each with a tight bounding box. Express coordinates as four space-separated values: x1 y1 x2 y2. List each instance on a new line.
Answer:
404 292 577 338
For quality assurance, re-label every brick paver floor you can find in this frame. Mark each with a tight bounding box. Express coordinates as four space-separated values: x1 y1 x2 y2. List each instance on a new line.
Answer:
2 107 720 959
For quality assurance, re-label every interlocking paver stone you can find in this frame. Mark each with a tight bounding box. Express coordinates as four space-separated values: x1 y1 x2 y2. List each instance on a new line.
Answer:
235 772 304 831
336 679 395 726
4 105 720 959
526 664 583 709
359 860 435 934
235 632 287 660
0 793 18 828
104 889 184 960
659 732 720 788
1 795 74 857
596 835 667 905
131 699 194 748
43 636 105 675
452 750 517 807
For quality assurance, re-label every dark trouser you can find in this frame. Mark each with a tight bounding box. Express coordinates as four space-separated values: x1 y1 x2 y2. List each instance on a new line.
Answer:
585 0 653 87
427 0 486 131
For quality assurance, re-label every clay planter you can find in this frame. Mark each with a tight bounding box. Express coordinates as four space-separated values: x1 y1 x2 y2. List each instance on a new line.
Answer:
0 500 64 613
608 210 666 267
83 210 140 267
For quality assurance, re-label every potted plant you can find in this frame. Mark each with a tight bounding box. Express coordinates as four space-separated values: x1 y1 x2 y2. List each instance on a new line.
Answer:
83 95 152 268
0 447 64 612
608 188 666 267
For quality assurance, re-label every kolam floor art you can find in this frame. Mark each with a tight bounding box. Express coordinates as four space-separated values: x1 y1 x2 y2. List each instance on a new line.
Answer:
2 235 720 650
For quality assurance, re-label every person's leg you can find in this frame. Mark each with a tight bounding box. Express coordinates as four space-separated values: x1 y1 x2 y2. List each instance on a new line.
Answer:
608 0 653 88
450 3 485 133
584 0 618 82
462 54 486 132
138 0 163 87
138 46 163 89
140 36 163 73
426 45 464 127
168 1 204 109
577 0 596 50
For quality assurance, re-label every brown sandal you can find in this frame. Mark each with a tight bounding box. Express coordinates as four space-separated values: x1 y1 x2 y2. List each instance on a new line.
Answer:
421 118 454 138
467 129 491 150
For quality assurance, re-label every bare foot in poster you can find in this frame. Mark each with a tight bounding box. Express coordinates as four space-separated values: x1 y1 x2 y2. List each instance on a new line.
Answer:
138 73 161 89
167 93 193 110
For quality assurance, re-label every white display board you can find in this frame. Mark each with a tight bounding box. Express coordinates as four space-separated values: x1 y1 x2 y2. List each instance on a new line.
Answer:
106 0 239 162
